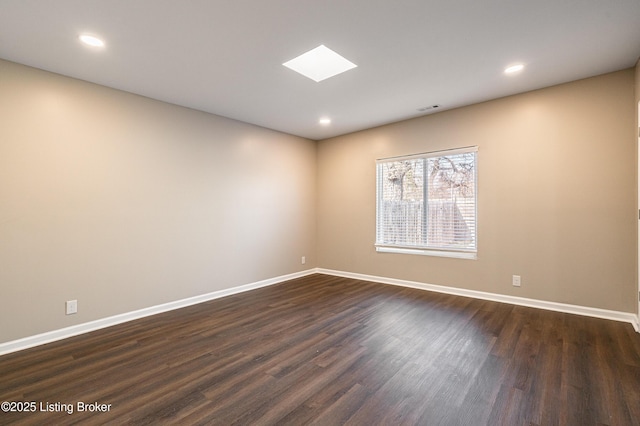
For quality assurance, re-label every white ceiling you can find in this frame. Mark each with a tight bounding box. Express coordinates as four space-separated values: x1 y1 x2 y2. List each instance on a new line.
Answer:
1 0 639 140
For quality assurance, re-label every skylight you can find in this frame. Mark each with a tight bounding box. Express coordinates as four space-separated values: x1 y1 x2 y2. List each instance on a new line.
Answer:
283 45 357 82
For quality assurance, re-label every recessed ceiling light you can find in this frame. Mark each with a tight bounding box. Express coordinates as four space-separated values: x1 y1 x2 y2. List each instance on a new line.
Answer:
504 64 524 74
79 34 105 47
283 45 357 82
319 118 332 125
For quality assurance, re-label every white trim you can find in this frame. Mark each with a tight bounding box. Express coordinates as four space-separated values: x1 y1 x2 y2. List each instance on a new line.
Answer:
3 267 637 357
376 246 477 259
316 268 640 331
0 269 316 356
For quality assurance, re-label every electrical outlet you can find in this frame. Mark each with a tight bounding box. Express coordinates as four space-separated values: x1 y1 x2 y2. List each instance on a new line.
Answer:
301 256 306 265
512 275 521 287
66 300 78 315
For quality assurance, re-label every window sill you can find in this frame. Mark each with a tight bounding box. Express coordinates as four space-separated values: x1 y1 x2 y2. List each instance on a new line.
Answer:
375 246 477 260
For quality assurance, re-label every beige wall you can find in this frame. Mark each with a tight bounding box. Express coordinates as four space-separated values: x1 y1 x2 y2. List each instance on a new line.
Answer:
0 59 317 343
317 69 637 312
1 58 637 346
636 58 640 105
636 58 640 315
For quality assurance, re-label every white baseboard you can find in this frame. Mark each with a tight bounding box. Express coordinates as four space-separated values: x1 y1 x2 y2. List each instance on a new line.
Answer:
0 269 316 356
2 267 637 357
316 268 640 332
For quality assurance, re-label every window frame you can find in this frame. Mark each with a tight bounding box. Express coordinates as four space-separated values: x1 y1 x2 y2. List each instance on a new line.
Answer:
375 146 478 259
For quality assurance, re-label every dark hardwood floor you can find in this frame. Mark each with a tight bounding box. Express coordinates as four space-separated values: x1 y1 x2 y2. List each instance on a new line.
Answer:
1 274 639 425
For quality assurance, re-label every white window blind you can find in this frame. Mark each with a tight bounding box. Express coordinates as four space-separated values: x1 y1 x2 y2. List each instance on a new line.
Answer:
376 147 477 257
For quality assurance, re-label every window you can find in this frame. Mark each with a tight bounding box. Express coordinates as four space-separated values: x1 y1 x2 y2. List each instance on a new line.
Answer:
376 146 477 259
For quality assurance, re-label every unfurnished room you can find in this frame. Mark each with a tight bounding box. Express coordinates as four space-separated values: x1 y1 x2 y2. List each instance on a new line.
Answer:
1 1 640 425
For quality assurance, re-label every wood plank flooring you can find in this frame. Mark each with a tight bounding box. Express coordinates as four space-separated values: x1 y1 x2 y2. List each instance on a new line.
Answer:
1 274 639 425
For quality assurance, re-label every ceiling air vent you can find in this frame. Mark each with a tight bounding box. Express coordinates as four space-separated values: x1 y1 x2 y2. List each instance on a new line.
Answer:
417 105 440 112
